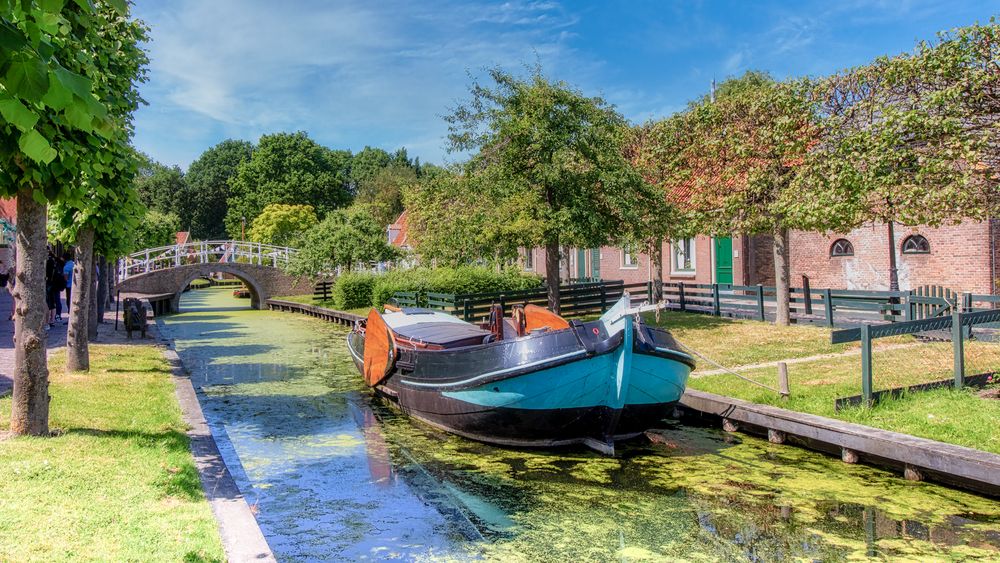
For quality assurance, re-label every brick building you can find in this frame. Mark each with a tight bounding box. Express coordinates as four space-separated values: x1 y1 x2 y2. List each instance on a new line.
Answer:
521 219 999 294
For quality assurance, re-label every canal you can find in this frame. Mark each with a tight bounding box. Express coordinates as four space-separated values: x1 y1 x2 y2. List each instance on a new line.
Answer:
160 288 1000 561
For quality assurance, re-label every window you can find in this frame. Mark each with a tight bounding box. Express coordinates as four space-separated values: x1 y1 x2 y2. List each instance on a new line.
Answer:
621 245 638 269
671 238 696 273
523 248 534 270
901 234 930 254
830 239 854 257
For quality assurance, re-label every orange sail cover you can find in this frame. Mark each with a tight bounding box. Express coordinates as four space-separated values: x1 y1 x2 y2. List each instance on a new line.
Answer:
363 308 396 386
523 304 570 332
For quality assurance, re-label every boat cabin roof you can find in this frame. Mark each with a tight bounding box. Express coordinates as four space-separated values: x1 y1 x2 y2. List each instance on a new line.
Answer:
384 308 491 348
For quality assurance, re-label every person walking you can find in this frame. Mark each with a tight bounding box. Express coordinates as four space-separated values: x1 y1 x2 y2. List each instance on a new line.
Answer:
0 260 9 296
62 252 74 324
45 249 57 328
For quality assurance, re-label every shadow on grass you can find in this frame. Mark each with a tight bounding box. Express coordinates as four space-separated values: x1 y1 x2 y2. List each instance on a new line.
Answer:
68 427 204 502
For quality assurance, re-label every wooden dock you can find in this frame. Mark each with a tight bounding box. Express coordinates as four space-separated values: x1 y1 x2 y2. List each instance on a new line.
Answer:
679 389 1000 496
265 299 362 326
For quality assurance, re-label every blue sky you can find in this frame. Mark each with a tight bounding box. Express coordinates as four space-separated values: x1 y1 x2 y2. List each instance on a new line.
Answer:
132 0 998 170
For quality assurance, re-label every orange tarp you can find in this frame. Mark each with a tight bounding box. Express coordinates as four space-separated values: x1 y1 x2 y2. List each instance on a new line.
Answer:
523 304 570 333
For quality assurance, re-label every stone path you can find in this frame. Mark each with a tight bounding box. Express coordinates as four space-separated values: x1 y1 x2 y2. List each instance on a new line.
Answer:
0 291 137 397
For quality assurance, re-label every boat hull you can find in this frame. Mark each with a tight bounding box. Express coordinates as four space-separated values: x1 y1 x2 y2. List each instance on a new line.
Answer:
347 319 692 453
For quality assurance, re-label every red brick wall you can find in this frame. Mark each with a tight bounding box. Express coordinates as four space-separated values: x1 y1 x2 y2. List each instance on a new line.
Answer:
787 222 992 293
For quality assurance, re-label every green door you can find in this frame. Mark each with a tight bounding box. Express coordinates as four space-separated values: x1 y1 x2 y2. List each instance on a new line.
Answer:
590 248 601 280
576 248 588 280
714 238 733 284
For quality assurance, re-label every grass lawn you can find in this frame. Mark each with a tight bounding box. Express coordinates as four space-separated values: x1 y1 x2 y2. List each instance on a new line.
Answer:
662 310 1000 454
0 345 224 562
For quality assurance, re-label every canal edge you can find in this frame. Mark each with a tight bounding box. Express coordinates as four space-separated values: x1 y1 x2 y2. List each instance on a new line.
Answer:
153 320 277 563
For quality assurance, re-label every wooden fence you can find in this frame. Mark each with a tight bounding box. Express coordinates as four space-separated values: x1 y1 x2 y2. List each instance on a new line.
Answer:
385 280 997 326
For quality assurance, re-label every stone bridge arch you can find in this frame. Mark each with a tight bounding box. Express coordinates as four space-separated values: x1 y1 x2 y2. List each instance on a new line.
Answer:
117 262 310 312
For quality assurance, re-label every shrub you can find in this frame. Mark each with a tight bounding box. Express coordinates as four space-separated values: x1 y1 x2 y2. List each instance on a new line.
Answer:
369 266 542 307
332 271 377 310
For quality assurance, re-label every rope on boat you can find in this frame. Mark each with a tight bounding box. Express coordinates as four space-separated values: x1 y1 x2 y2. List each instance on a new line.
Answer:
675 340 784 395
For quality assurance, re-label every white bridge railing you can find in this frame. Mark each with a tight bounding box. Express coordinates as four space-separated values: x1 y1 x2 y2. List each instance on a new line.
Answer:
119 240 298 280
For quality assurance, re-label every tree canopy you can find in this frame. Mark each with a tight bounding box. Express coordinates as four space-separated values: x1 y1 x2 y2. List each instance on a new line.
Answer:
247 203 318 247
287 205 398 277
179 139 253 239
134 153 184 215
445 67 652 310
133 209 181 250
225 131 352 237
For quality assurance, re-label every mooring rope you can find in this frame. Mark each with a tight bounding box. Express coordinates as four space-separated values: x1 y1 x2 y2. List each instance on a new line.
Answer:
676 340 784 395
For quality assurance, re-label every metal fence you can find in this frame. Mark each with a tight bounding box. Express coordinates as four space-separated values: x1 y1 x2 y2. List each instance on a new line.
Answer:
832 309 1000 407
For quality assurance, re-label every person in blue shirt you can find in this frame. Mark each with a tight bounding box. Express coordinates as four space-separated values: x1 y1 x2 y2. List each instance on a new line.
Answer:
62 253 74 321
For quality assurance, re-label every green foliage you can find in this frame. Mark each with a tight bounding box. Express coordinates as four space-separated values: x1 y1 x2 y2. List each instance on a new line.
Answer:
134 152 186 214
446 67 653 252
349 146 392 188
332 271 377 310
225 131 351 236
177 139 253 239
286 205 398 276
246 203 317 246
405 169 526 266
369 266 542 308
133 209 181 250
794 21 1000 230
355 163 416 227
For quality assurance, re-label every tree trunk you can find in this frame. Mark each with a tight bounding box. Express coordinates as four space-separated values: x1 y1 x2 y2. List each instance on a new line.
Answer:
886 221 899 292
561 244 571 283
87 257 99 340
545 239 561 314
10 191 50 436
66 227 94 372
96 255 108 323
651 238 664 302
773 226 791 326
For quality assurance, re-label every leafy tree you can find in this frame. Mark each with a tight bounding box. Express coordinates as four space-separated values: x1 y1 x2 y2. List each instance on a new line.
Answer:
180 139 253 239
356 163 417 226
134 153 185 214
405 170 525 266
675 72 818 325
0 0 146 433
349 146 392 189
287 205 398 276
796 21 1000 291
133 209 181 250
247 203 317 246
624 117 697 302
446 67 652 312
225 132 351 236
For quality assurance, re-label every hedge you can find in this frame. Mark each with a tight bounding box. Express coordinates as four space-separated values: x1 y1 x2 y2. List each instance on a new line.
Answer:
332 266 542 310
332 271 377 310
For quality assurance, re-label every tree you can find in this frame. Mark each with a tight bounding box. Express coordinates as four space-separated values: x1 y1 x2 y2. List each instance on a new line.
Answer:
356 164 417 227
134 209 182 250
0 0 147 430
405 169 526 266
225 132 351 236
796 22 1000 291
349 146 392 190
179 139 253 239
446 67 652 312
134 154 185 214
247 203 317 247
676 72 818 325
287 205 398 276
624 118 697 303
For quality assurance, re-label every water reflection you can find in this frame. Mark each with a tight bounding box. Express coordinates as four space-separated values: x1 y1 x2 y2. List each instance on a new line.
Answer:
161 289 1000 561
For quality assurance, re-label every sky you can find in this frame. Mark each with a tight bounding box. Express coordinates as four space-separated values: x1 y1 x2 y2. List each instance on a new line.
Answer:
132 0 999 170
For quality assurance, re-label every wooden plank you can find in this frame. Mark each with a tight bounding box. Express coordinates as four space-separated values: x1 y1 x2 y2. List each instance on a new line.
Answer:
680 389 1000 492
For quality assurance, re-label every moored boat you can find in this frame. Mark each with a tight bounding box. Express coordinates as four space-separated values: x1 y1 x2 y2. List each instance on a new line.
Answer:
346 294 694 454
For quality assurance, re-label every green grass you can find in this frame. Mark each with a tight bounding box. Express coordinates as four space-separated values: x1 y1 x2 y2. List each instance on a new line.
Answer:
670 312 1000 454
0 345 224 562
187 278 212 289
